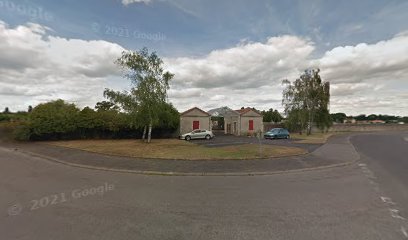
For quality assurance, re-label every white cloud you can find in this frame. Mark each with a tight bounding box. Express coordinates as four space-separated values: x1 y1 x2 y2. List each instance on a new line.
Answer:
318 33 408 84
0 21 125 110
121 0 151 6
1 20 407 116
166 33 408 115
165 35 314 112
317 32 408 115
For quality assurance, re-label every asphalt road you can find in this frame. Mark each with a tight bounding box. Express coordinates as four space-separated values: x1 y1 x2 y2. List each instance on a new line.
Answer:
351 132 408 225
1 132 407 239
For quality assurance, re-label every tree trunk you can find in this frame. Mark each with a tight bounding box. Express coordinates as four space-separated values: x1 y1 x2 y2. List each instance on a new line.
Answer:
307 108 315 135
147 123 152 143
142 125 147 141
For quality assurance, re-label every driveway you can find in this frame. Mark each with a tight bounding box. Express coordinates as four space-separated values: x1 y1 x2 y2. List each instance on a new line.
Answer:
191 133 322 153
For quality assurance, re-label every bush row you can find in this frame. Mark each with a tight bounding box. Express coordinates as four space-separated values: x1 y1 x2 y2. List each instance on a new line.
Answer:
12 100 180 141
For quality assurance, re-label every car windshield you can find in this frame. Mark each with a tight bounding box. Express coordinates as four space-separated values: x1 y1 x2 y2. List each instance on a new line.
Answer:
1 1 407 239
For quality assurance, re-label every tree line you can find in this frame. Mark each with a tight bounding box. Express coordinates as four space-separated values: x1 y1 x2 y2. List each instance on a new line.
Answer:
10 99 179 141
330 112 408 123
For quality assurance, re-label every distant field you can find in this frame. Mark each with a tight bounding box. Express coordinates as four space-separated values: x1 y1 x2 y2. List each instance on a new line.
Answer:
47 139 307 160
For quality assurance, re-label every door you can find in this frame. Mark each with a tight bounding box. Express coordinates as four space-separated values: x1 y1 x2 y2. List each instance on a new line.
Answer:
249 120 254 131
227 124 231 134
193 121 200 130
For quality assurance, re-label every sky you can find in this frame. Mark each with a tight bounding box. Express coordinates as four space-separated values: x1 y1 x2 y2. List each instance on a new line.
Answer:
0 0 408 116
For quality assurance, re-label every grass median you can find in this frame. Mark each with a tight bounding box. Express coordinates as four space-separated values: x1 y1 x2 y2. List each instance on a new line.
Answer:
47 139 307 160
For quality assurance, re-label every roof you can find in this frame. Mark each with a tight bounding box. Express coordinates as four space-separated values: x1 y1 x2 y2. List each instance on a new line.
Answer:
180 107 210 116
235 107 262 116
207 106 240 117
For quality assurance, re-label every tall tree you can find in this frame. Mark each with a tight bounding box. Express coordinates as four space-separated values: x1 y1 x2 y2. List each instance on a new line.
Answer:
104 48 174 143
28 105 33 113
3 107 10 114
282 69 330 135
261 108 283 123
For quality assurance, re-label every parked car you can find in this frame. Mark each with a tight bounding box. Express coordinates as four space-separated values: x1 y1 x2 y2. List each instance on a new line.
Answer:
264 128 290 139
179 129 215 141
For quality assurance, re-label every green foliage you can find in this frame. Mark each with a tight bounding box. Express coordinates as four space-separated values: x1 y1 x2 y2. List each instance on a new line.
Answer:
13 122 32 141
282 69 330 134
0 112 29 122
156 103 180 129
261 108 283 123
95 101 119 112
330 113 347 123
29 100 79 137
9 99 178 141
315 108 332 132
282 108 308 133
0 114 11 122
353 114 405 123
105 47 175 142
211 116 225 130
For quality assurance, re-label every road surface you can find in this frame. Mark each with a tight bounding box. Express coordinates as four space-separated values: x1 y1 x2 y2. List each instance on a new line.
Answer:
1 132 407 239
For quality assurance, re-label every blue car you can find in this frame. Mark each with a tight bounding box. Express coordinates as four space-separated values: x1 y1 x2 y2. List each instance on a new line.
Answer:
264 128 290 139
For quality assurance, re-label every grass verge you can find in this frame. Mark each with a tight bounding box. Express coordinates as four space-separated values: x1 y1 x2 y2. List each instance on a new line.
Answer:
47 139 307 160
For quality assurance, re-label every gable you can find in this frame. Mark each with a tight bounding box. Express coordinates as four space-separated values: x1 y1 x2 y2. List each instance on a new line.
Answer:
180 107 210 117
240 109 262 117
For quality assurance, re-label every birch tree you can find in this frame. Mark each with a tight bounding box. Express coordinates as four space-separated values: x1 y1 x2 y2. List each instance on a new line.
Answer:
105 48 174 143
282 69 330 135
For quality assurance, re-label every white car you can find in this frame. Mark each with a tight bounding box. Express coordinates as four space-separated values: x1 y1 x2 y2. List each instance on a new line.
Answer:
179 129 215 141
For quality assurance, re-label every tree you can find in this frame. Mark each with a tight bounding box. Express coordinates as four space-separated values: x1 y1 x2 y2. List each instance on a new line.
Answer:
95 101 119 112
3 107 10 114
354 114 366 121
29 100 79 139
315 108 332 132
330 112 347 123
28 105 33 113
261 108 283 123
105 48 174 143
156 102 180 130
282 69 330 135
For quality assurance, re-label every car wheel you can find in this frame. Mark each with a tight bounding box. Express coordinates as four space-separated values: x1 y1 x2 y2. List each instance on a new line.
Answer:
286 135 290 139
185 136 191 141
205 134 211 140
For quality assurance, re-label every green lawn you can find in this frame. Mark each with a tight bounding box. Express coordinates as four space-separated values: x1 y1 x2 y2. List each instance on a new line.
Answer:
47 139 307 160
